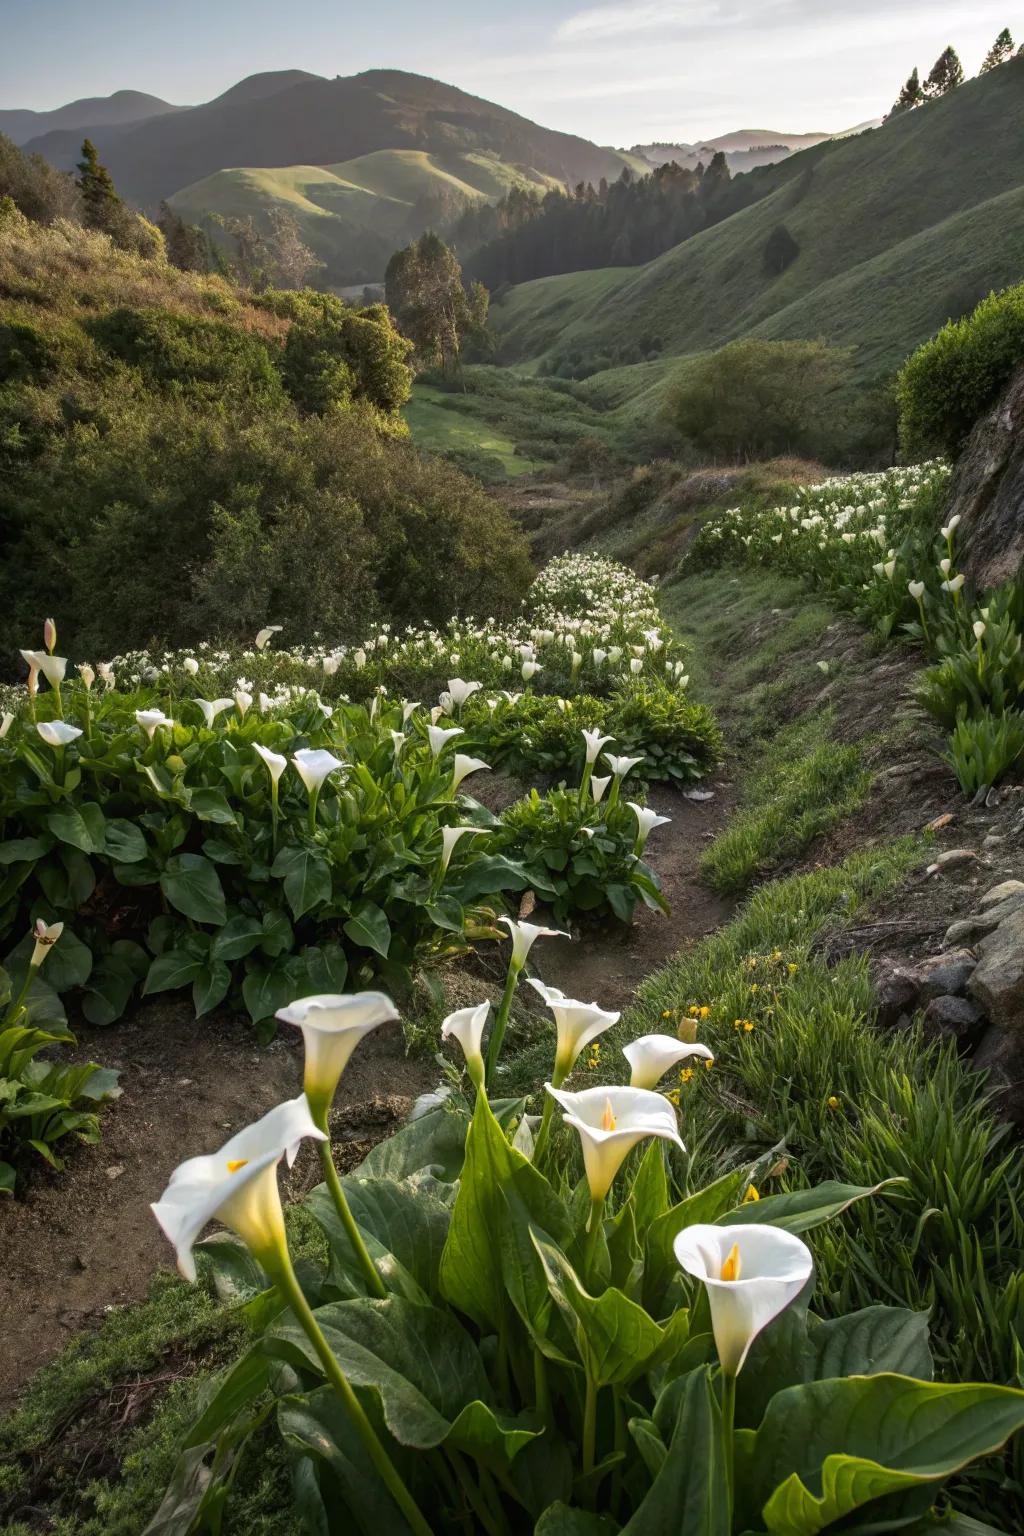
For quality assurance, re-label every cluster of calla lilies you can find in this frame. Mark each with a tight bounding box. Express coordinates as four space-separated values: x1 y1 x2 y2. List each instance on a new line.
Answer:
151 916 812 1533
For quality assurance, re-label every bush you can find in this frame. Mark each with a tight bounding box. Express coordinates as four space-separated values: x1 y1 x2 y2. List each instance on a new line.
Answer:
896 282 1024 456
87 306 285 404
278 295 413 418
666 338 851 461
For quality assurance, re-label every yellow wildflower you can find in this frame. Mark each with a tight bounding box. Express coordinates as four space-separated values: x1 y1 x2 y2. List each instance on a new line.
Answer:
827 1095 840 1111
742 1184 760 1203
679 1067 695 1084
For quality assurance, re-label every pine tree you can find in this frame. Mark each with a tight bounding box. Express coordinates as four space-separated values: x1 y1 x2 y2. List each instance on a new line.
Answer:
923 46 964 99
76 138 121 230
887 67 923 118
981 28 1014 71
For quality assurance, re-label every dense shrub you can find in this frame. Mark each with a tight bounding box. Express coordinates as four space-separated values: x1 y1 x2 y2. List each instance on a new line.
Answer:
896 282 1024 455
87 306 286 404
666 338 851 461
277 294 413 417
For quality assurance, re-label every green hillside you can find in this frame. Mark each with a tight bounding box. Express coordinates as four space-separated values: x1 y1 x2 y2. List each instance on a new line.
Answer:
483 59 1024 403
170 149 564 285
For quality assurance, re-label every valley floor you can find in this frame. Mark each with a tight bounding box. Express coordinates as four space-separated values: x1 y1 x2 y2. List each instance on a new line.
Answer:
2 558 1022 1532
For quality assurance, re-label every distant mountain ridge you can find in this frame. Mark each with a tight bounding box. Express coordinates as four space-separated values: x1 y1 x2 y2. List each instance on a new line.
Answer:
16 68 639 206
631 123 880 175
0 89 182 147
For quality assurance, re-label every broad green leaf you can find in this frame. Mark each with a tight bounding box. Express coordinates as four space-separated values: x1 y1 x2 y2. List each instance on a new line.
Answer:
0 1162 15 1195
279 1387 417 1533
144 949 203 996
737 1374 1024 1536
270 1295 536 1467
620 1366 730 1535
720 1179 901 1234
259 908 293 957
36 924 92 992
193 960 231 1017
104 818 148 863
81 942 147 1025
0 837 49 865
643 1166 750 1315
210 914 265 962
181 1348 271 1450
271 845 331 920
300 941 349 994
343 899 392 958
357 1103 470 1183
535 1506 618 1534
160 853 226 926
810 1305 932 1384
307 1174 450 1300
440 1094 569 1331
241 962 295 1024
532 1229 665 1387
189 788 239 825
47 802 106 854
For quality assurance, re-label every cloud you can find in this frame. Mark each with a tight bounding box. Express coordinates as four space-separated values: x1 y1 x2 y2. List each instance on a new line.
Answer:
556 2 714 41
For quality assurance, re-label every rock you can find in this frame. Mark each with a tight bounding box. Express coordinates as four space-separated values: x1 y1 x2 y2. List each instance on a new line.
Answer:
684 789 715 802
926 849 977 875
968 909 1024 1030
918 949 977 1001
972 1023 1024 1123
980 879 1024 908
943 912 1002 947
872 964 921 1029
981 833 1004 853
105 1165 125 1180
926 812 954 832
922 994 986 1045
947 362 1024 592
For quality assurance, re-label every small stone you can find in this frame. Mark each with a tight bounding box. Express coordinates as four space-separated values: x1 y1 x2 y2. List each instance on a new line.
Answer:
105 1165 125 1180
919 950 977 1001
926 848 977 875
926 813 954 832
980 879 1024 909
943 914 1001 947
921 994 986 1045
981 834 1004 853
685 789 715 802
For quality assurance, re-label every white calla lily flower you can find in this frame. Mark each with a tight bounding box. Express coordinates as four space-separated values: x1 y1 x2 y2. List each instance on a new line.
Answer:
30 918 64 968
673 1222 813 1377
151 1094 325 1281
196 698 234 728
623 1033 714 1089
521 660 542 682
21 649 67 690
275 992 399 1122
36 719 82 748
545 1083 685 1201
441 1000 491 1088
0 711 13 739
528 978 619 1081
428 724 463 756
581 728 614 765
235 690 253 717
590 774 611 804
440 824 485 873
255 626 282 650
78 663 95 690
447 678 482 710
136 708 173 740
291 748 344 796
604 753 645 779
182 657 200 676
254 743 287 784
908 580 925 600
499 916 569 972
452 753 489 793
627 801 671 850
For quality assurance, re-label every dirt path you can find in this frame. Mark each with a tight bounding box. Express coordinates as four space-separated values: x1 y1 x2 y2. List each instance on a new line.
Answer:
537 781 736 1009
0 1004 432 1405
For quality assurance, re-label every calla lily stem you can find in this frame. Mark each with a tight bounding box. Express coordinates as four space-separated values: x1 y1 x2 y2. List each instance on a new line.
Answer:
485 962 519 1089
721 1370 736 1526
314 1117 386 1299
272 1248 434 1536
582 1194 605 1285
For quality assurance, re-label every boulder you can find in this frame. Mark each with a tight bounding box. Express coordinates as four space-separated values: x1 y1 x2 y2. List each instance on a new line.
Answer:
948 363 1024 592
918 949 976 1002
921 994 986 1045
968 909 1024 1031
972 1024 1024 1123
871 964 921 1029
980 879 1024 908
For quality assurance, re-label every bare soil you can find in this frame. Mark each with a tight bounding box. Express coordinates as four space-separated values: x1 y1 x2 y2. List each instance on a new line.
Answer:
0 1003 432 1405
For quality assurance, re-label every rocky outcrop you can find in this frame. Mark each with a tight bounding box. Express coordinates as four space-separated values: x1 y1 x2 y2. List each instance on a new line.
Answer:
870 878 1024 1120
947 365 1024 593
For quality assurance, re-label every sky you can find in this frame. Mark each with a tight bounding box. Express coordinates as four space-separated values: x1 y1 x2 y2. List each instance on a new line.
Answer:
0 0 1015 144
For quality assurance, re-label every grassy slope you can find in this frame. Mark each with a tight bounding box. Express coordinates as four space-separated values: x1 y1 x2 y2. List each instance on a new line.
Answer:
477 59 1024 434
170 150 564 275
404 383 546 477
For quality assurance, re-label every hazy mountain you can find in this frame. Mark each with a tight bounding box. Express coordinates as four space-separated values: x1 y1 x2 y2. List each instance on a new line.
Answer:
21 69 640 207
631 123 879 175
0 89 182 148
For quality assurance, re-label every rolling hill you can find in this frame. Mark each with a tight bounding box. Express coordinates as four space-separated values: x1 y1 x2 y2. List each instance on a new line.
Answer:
487 58 1024 389
0 89 182 147
169 149 564 283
